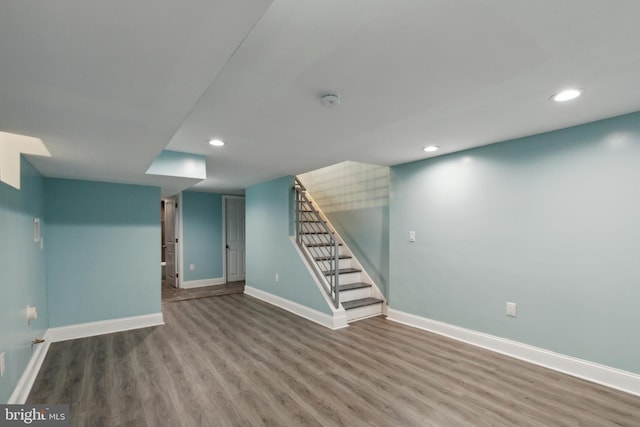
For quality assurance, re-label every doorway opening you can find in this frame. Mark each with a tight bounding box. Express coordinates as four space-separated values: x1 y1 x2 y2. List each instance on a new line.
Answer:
161 197 179 294
224 196 245 283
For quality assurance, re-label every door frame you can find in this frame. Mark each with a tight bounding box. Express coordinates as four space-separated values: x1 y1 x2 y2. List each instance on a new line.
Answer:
162 195 181 288
222 195 245 283
176 192 184 288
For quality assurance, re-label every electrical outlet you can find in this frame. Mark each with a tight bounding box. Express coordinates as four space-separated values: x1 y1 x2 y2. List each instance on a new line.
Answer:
0 352 5 377
506 302 517 317
189 264 195 271
275 273 280 282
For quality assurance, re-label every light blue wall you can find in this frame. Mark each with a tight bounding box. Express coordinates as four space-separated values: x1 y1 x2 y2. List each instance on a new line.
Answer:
299 162 390 296
390 111 640 374
0 157 48 403
246 176 332 314
182 191 223 281
46 179 161 327
326 208 389 296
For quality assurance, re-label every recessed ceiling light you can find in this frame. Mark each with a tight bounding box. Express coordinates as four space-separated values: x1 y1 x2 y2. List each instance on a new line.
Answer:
423 145 439 152
551 89 582 102
209 139 225 147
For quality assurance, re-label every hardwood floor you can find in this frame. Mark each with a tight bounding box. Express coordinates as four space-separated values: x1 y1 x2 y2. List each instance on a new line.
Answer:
161 280 244 303
28 294 640 426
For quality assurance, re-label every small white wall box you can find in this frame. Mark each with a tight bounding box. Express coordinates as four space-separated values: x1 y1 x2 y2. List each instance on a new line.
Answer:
27 305 38 324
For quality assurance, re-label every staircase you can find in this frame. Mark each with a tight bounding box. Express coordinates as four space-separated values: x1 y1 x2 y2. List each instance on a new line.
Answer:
294 178 385 323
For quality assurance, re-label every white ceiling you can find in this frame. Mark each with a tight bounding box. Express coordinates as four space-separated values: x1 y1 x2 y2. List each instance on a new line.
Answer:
3 0 640 195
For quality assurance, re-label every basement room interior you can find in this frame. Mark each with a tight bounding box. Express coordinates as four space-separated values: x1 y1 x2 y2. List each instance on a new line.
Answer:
1 1 640 425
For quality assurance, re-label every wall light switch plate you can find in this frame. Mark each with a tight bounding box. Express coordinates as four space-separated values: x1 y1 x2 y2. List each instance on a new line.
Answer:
409 231 416 242
34 218 41 242
189 264 195 271
506 302 517 317
0 352 5 376
275 273 280 282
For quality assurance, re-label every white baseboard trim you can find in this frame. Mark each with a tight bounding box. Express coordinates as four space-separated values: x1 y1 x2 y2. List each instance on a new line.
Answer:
46 313 164 343
245 285 348 330
181 277 225 289
387 308 640 397
8 339 52 404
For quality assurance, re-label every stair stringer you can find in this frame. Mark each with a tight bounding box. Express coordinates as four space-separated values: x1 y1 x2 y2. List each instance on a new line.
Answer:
290 236 349 329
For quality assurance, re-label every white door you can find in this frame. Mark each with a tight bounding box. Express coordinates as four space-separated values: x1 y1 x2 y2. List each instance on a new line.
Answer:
226 197 245 282
165 198 178 288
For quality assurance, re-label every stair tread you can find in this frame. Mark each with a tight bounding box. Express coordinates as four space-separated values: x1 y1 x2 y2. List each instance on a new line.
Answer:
301 231 331 235
342 297 383 310
339 282 372 291
305 242 342 247
323 268 361 276
315 255 351 261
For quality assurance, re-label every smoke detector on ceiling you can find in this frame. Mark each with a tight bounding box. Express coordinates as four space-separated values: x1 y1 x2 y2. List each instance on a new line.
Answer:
320 93 341 108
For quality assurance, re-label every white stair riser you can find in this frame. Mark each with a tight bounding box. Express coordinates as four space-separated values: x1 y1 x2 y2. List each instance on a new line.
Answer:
317 259 352 271
336 271 362 285
339 287 373 303
345 303 384 322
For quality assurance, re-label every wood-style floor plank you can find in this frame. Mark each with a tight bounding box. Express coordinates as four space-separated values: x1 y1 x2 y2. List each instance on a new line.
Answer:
28 294 640 426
